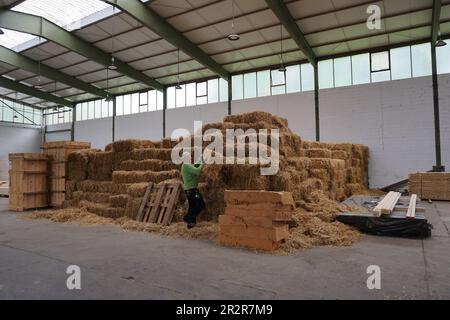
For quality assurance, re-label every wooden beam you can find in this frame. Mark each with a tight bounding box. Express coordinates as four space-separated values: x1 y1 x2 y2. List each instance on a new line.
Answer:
407 194 418 219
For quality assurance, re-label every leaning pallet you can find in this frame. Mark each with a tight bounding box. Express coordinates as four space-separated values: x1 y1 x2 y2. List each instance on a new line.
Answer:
43 141 91 207
136 182 181 226
8 153 49 211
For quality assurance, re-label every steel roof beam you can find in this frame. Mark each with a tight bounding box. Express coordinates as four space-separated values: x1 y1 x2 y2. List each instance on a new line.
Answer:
103 0 229 80
0 10 164 91
0 45 110 99
0 76 73 107
265 0 317 66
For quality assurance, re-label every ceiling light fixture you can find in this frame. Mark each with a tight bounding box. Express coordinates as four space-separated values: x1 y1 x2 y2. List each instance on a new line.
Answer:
108 56 118 70
35 20 44 89
176 49 182 90
109 3 118 70
105 64 113 102
436 32 447 47
227 0 240 41
278 24 286 73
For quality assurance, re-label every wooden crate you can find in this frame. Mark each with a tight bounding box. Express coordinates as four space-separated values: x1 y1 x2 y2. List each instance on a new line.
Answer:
8 153 49 212
9 192 48 211
43 141 91 162
50 192 65 207
8 153 48 173
409 172 450 201
43 141 91 207
50 178 66 192
9 171 48 193
50 162 66 178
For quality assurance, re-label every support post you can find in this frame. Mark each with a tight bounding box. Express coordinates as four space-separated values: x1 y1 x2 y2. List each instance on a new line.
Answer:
112 96 116 142
163 88 167 139
228 75 232 115
431 44 444 172
71 105 75 142
314 65 320 142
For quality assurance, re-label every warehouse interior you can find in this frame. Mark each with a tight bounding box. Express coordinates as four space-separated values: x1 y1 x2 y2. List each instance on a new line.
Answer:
1 0 450 300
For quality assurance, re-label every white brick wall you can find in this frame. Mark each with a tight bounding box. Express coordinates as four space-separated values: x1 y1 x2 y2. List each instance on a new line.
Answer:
231 75 450 188
75 117 113 150
232 92 316 141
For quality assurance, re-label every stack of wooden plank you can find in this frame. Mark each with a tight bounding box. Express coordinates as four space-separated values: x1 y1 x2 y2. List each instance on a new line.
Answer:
373 191 402 217
409 172 450 201
43 141 91 207
219 190 294 251
8 153 48 211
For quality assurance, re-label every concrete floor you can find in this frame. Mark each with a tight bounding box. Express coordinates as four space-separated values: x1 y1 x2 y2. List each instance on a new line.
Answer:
0 197 449 300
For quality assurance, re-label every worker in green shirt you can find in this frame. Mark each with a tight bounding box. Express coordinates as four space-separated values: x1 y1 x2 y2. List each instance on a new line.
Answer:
181 152 205 229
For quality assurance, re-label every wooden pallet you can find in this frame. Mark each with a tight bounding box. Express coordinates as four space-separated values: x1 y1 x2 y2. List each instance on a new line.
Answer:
136 182 181 226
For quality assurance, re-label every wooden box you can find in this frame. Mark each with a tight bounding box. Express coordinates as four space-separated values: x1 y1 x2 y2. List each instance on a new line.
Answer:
409 172 450 201
8 153 49 211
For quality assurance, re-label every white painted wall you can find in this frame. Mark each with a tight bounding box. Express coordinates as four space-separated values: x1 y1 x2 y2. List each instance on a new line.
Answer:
75 117 113 150
0 124 42 181
45 123 72 142
115 110 164 142
320 76 437 188
439 74 450 169
166 102 228 137
231 92 316 141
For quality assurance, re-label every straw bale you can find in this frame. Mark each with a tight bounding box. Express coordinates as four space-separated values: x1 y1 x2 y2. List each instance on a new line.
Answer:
76 180 128 195
105 140 156 152
309 158 332 170
87 151 113 181
305 148 332 159
224 111 289 130
124 197 143 220
131 148 173 161
127 183 149 198
66 149 100 181
112 170 181 184
331 150 349 161
119 159 179 172
109 194 129 208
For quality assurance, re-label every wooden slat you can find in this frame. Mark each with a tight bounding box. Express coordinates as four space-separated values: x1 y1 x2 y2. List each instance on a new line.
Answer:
136 182 153 222
373 191 402 217
407 194 418 220
147 184 166 223
161 183 181 226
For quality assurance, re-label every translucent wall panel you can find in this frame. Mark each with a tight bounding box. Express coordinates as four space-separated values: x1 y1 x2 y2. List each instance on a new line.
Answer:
411 43 432 77
286 65 301 93
208 79 219 103
257 70 271 97
391 47 412 80
334 57 352 87
351 54 370 85
244 72 257 99
219 78 229 102
232 75 243 100
318 60 334 89
437 42 450 74
301 63 315 91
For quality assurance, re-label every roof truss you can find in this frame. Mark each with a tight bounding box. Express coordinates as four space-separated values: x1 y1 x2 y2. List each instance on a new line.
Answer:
0 9 164 91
